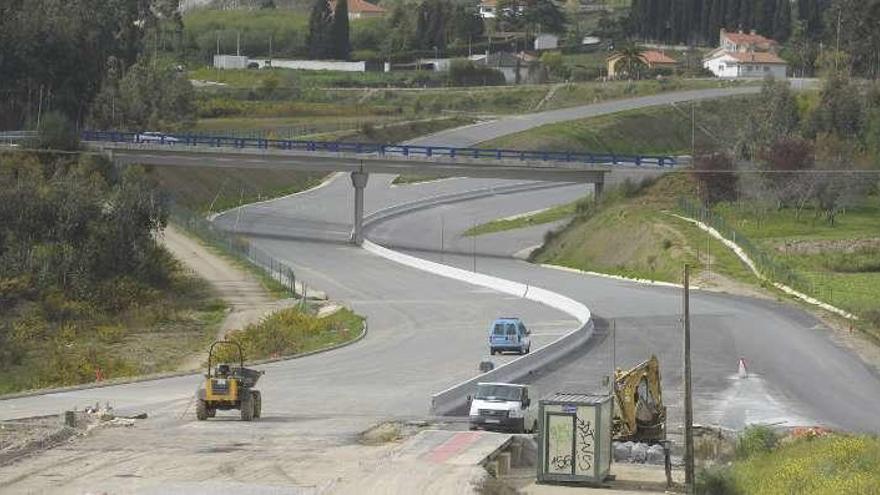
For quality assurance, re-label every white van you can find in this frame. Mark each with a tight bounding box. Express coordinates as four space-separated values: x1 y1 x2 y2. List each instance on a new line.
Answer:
468 382 538 434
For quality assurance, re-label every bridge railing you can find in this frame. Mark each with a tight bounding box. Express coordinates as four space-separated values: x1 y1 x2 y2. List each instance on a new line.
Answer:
81 130 677 168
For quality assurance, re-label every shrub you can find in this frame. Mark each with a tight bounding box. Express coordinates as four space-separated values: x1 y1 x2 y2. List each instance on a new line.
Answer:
696 465 739 495
447 59 506 87
736 425 779 459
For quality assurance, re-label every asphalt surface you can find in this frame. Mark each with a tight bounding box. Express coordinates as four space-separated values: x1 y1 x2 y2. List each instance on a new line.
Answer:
1 86 877 492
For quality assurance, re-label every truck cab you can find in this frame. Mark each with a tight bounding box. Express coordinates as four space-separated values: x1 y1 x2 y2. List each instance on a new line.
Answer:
468 382 538 434
489 317 531 355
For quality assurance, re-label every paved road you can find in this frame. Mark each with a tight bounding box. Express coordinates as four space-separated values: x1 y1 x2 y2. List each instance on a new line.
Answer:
2 86 876 493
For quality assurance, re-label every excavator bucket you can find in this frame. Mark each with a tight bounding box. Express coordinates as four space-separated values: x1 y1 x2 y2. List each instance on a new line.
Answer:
612 355 666 442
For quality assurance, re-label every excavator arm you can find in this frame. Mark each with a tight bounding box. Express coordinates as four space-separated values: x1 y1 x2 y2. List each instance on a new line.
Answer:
612 355 666 442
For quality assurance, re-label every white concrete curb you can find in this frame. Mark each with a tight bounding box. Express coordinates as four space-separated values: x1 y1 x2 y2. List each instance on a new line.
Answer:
362 240 591 324
538 263 695 289
669 213 858 320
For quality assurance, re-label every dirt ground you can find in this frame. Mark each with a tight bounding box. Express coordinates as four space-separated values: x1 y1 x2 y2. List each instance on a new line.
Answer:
160 224 296 370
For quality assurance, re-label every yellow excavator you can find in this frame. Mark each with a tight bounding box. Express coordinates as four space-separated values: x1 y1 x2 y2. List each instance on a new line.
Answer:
612 355 666 442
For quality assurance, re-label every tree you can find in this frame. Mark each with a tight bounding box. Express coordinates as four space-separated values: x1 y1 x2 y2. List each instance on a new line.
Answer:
0 0 179 128
450 0 484 46
415 0 448 51
809 72 865 140
737 77 800 159
307 0 334 59
760 137 815 210
613 44 647 80
692 151 738 206
331 0 351 59
90 58 195 131
523 0 567 35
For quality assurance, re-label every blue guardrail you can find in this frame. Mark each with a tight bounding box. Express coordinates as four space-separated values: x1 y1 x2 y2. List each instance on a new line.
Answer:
81 130 677 168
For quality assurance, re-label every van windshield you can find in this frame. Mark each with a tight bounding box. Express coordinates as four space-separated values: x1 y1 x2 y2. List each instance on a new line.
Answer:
476 384 523 401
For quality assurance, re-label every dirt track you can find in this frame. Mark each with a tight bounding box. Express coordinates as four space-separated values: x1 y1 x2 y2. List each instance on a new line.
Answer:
160 224 295 370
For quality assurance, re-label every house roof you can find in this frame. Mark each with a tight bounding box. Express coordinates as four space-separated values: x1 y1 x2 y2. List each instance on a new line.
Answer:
721 51 787 65
332 0 386 14
480 0 498 6
640 50 677 65
721 29 777 47
608 50 677 65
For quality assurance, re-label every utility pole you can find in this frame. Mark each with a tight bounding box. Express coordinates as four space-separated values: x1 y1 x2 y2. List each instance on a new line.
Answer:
441 216 445 263
237 31 241 56
610 319 616 395
683 264 695 493
472 219 477 273
691 101 696 158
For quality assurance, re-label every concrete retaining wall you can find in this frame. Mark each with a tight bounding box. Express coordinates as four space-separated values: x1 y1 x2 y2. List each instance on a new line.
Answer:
360 181 595 416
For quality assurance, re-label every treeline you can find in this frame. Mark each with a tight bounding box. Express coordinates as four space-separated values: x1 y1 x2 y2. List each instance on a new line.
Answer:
180 0 566 63
626 0 880 78
694 74 880 223
0 0 195 130
628 0 796 45
0 134 176 386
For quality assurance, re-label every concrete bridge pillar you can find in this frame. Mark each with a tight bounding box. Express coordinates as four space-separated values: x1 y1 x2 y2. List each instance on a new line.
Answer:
350 171 369 245
594 180 604 202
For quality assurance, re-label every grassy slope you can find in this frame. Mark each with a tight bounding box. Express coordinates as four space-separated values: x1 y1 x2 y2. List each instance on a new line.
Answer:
0 268 225 394
483 95 756 155
464 201 579 236
705 434 880 495
532 175 756 284
714 199 880 325
148 166 327 213
213 306 364 363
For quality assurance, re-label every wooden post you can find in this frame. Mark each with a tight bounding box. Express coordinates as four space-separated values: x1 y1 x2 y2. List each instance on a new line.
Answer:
683 264 695 492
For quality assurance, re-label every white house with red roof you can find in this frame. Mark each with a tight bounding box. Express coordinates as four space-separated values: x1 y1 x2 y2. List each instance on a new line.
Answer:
704 28 787 79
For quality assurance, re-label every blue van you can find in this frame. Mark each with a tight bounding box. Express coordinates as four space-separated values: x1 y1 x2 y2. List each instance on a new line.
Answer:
489 317 531 355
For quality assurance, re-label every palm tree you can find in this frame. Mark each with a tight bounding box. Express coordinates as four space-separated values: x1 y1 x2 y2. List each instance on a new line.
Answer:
613 44 646 80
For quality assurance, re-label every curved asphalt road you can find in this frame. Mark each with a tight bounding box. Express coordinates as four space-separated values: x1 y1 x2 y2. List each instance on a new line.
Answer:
1 85 877 492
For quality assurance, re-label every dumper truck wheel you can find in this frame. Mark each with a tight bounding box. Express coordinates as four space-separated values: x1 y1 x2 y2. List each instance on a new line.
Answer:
196 399 208 421
252 391 262 418
240 391 254 421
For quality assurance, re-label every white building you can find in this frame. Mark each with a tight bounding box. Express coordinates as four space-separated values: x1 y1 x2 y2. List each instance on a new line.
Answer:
479 0 497 18
703 28 787 79
534 34 559 51
703 50 787 79
213 55 248 70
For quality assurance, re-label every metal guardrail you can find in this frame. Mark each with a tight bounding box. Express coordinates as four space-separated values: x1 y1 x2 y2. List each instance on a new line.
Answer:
677 198 813 296
170 207 298 296
81 130 678 168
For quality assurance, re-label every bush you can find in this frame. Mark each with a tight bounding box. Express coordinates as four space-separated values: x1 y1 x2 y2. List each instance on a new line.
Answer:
736 425 779 459
696 466 739 495
447 59 506 87
34 111 80 151
570 67 600 81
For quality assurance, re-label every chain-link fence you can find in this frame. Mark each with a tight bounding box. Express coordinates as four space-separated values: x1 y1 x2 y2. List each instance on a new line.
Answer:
677 198 813 296
170 206 297 296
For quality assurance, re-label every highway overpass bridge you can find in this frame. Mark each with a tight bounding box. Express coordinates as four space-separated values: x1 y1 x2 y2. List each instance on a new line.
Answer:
78 131 678 244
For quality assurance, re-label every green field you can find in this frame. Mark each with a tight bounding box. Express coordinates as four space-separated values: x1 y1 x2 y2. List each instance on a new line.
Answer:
713 198 880 327
483 95 756 155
